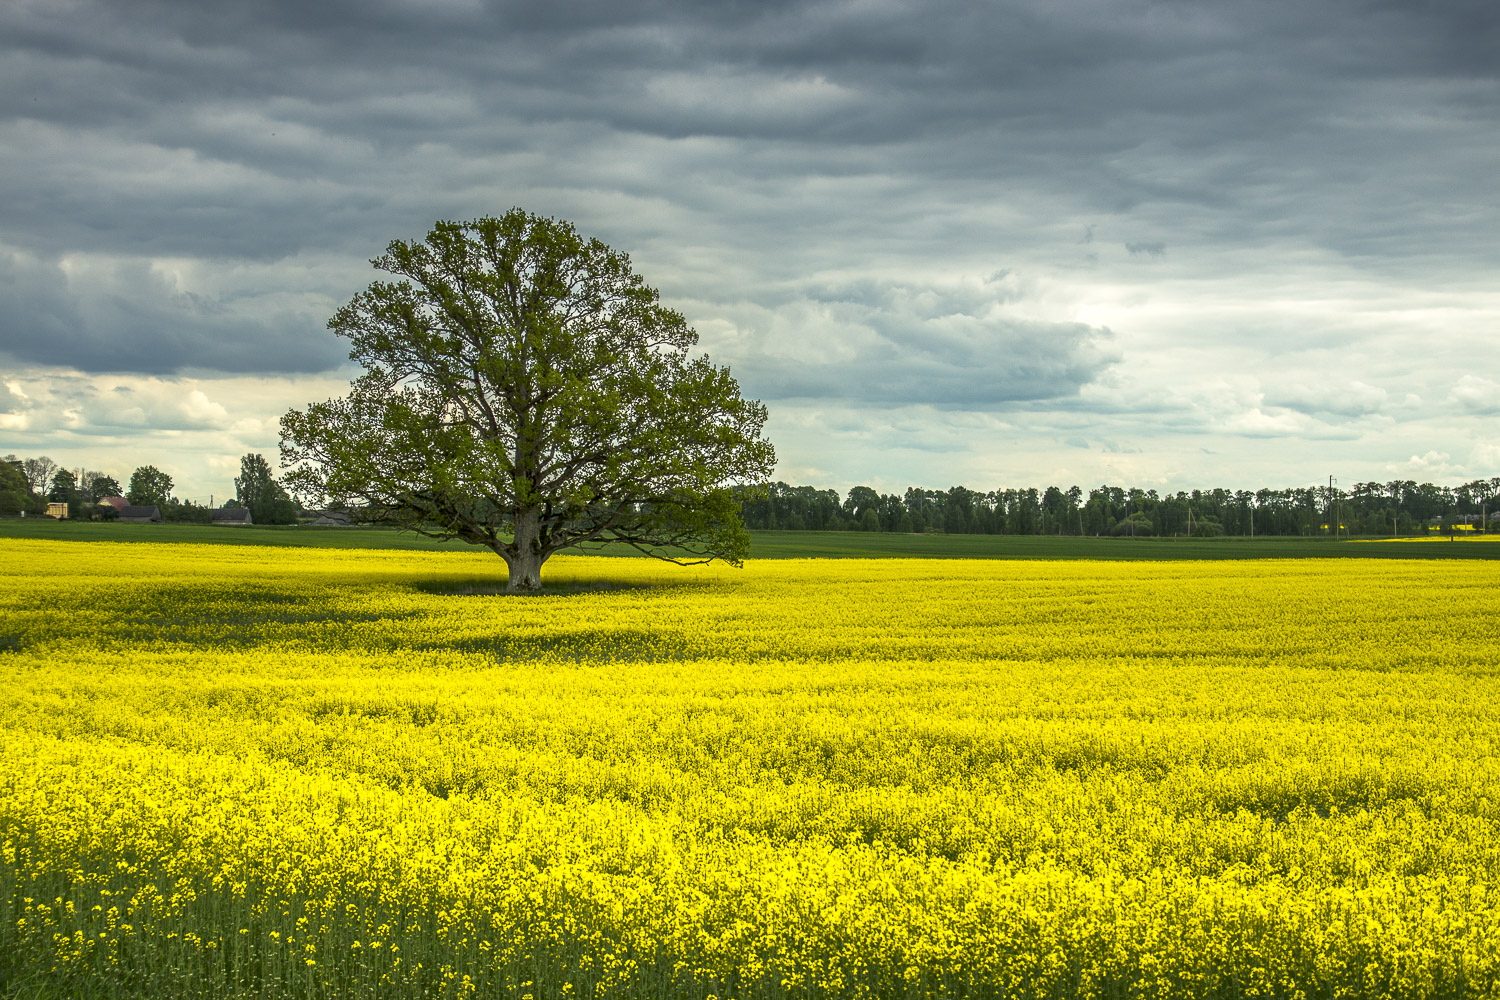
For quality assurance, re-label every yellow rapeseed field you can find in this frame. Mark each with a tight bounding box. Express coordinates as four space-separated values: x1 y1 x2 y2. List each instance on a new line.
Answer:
2 537 1499 999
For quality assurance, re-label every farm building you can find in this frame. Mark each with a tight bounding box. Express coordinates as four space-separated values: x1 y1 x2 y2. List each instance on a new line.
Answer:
309 511 352 527
212 507 253 526
45 503 68 519
118 505 162 523
100 496 127 511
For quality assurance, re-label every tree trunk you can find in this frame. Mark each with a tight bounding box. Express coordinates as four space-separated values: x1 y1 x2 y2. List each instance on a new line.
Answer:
507 507 545 591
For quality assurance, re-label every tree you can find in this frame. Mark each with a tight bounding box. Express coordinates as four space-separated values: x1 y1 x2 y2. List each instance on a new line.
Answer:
47 469 81 517
22 456 58 495
164 499 213 524
1 457 43 515
844 486 880 522
235 453 298 524
1111 512 1155 536
127 466 173 507
87 475 122 503
281 210 776 591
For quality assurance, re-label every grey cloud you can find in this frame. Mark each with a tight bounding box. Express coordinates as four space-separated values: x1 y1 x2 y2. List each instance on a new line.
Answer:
0 248 345 375
1266 381 1389 418
1101 441 1142 455
0 0 1496 392
731 282 1117 407
0 0 1493 287
1126 242 1166 258
1449 375 1500 415
800 277 1029 316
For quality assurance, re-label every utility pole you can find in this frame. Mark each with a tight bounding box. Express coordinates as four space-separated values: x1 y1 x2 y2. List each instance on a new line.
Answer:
1328 475 1338 540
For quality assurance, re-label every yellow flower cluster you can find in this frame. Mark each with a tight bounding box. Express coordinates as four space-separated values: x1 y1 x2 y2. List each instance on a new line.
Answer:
3 538 1500 998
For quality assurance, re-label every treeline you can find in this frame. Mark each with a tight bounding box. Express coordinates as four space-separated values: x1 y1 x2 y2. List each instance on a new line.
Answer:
737 479 1500 537
1 453 298 525
10 451 1496 539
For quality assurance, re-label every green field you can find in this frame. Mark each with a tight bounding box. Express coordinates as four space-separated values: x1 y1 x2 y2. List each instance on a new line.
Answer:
1 516 1495 561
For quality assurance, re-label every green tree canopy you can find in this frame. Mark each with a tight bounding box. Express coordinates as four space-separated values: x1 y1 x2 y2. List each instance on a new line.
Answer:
46 469 81 515
86 475 123 503
845 486 880 521
0 457 43 515
127 466 173 508
235 453 298 524
281 210 775 590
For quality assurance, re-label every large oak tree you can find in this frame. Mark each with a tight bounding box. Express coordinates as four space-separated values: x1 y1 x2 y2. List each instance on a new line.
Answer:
281 211 775 590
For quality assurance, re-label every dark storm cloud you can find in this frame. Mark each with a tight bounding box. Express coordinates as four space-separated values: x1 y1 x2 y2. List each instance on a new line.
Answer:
1 0 1497 388
0 249 346 374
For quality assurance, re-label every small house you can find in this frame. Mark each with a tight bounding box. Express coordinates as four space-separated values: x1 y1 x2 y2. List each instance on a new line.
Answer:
309 511 352 527
100 496 128 511
118 505 162 523
212 507 254 526
46 502 68 519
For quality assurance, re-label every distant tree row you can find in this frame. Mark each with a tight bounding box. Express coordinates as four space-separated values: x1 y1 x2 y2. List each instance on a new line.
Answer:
9 451 1497 539
737 479 1500 537
1 453 299 524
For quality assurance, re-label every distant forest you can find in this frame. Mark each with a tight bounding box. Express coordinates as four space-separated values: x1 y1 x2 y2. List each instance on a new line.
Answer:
736 479 1500 537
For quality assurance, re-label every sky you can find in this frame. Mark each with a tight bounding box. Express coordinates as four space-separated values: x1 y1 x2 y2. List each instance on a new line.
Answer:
2 0 1498 503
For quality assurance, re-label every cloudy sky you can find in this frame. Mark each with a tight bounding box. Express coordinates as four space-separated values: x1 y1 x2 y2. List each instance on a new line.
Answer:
3 0 1497 501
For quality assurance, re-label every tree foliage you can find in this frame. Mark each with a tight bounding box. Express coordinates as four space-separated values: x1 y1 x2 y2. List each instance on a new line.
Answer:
164 499 212 524
281 210 775 590
86 475 122 503
127 466 173 508
0 457 43 515
739 477 1500 537
235 453 298 524
21 456 57 495
46 469 81 517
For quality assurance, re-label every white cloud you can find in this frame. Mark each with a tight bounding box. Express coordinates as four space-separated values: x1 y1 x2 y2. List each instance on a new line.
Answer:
1467 442 1500 472
1394 450 1459 478
1449 374 1500 414
181 390 230 425
1268 379 1389 417
0 379 32 430
1219 408 1314 438
0 367 355 498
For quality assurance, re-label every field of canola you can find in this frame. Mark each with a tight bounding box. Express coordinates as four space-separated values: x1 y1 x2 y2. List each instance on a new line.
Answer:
2 537 1500 999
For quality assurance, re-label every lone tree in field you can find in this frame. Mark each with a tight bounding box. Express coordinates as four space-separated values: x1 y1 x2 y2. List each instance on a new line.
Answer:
280 210 776 591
